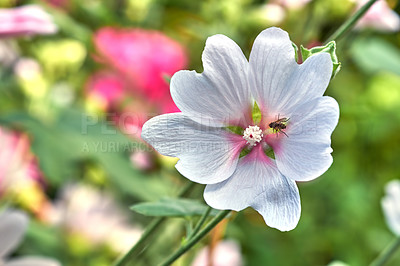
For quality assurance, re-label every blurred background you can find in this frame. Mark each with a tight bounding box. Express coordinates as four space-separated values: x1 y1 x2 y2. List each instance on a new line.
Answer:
0 0 400 265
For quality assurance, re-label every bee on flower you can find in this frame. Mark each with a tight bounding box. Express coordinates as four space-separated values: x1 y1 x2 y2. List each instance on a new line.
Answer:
268 116 289 137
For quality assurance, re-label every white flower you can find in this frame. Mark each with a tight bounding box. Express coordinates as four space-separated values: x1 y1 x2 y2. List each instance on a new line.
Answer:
381 180 400 235
191 240 242 266
141 27 339 231
0 209 61 266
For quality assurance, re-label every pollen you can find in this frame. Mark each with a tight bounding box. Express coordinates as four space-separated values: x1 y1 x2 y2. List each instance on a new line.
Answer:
243 125 263 146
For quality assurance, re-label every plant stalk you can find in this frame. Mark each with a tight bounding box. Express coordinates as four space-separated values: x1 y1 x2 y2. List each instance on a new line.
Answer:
370 237 400 266
188 206 212 239
113 182 195 266
325 0 378 43
158 210 231 266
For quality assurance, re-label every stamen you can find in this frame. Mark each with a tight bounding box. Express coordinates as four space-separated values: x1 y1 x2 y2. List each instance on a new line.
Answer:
243 125 263 146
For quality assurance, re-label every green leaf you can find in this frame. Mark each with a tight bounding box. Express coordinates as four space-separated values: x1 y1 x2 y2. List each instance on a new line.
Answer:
131 198 218 217
21 220 62 258
350 37 400 76
48 6 92 44
300 41 341 79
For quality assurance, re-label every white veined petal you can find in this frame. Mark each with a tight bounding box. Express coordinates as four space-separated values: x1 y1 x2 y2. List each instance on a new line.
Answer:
171 34 251 126
273 96 339 181
273 53 332 116
4 257 61 266
249 27 333 115
249 27 296 114
204 146 301 231
141 113 246 184
381 180 400 236
0 210 28 259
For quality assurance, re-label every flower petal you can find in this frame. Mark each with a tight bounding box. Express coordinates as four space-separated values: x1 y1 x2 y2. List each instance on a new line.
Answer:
5 257 61 266
381 180 400 236
249 27 333 115
0 5 58 37
204 146 301 231
171 34 251 126
273 96 339 182
141 113 246 184
0 210 28 258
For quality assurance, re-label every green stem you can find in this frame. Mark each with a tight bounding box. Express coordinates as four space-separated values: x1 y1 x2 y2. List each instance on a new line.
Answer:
188 206 212 239
113 182 195 266
325 0 378 44
158 210 231 266
370 237 400 266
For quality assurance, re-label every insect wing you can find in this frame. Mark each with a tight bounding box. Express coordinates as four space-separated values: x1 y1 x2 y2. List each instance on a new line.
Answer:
275 117 289 123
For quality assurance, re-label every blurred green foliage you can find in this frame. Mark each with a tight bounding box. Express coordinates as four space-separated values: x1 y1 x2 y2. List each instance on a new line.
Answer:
1 0 400 265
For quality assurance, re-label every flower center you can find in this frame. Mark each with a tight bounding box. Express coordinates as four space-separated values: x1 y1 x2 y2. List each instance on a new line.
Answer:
243 125 263 146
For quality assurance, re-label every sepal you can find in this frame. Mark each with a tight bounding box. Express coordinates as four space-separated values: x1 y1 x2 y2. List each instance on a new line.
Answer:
300 41 341 79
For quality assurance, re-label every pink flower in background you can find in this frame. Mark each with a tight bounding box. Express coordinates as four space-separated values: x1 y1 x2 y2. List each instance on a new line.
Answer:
130 151 153 170
191 240 243 266
89 27 187 138
0 5 58 37
275 0 311 9
86 71 125 110
0 127 51 218
44 0 70 9
93 27 187 113
354 0 400 32
50 183 142 253
0 127 42 195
